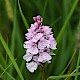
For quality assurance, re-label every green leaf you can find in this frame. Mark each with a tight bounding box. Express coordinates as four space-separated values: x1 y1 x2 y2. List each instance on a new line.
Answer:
18 0 29 29
57 0 78 43
47 72 80 80
7 0 17 78
0 33 24 80
0 52 6 67
42 0 48 18
75 46 80 80
0 64 16 80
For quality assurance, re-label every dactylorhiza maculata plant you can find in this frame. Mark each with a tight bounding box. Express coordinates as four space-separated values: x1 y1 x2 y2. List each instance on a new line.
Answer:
23 15 57 73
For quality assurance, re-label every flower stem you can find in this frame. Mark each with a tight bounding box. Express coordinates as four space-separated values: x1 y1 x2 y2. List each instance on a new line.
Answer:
40 64 46 80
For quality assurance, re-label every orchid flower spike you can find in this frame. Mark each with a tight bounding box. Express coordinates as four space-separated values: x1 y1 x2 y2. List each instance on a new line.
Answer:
23 15 57 73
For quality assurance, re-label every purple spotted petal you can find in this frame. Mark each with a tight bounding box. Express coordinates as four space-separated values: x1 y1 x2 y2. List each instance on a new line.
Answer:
23 53 33 62
38 52 52 62
27 46 38 54
26 62 38 73
32 33 43 42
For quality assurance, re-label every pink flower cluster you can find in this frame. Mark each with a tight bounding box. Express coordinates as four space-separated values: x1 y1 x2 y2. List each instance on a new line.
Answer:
23 15 57 72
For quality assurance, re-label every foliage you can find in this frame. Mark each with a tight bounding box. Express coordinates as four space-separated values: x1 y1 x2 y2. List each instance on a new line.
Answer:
0 0 80 80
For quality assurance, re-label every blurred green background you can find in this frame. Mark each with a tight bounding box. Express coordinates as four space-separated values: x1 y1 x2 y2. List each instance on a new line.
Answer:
0 0 80 80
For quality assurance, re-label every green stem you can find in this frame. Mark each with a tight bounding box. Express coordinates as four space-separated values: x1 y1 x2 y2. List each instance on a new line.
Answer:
40 64 46 80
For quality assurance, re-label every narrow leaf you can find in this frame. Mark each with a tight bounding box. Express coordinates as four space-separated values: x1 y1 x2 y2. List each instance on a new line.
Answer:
0 33 24 80
57 0 78 43
18 0 29 29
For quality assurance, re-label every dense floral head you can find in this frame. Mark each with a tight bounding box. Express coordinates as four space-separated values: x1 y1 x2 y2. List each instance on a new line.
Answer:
23 15 57 73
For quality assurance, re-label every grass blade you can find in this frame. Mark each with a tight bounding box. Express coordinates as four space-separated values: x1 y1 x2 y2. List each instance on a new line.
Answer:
0 65 16 80
50 16 62 27
75 37 80 80
0 63 12 78
0 52 6 67
47 72 80 80
42 0 48 18
7 1 17 79
0 33 24 80
18 0 29 29
57 0 78 43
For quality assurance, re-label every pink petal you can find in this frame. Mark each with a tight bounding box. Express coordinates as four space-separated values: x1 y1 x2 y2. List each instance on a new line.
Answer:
32 33 43 42
38 52 51 62
23 40 33 49
38 39 50 49
50 40 57 49
27 46 38 54
38 41 46 49
26 62 38 73
50 52 56 55
34 22 38 28
28 24 36 32
23 53 33 62
42 26 52 35
25 33 34 40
